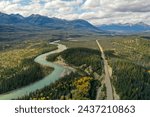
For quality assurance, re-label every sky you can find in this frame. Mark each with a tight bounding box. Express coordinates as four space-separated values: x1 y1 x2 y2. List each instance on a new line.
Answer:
0 0 150 25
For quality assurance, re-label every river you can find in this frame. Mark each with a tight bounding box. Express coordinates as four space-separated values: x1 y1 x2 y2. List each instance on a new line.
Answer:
0 41 69 100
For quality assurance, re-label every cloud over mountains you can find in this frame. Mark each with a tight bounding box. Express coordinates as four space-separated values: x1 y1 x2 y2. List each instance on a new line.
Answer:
0 0 150 25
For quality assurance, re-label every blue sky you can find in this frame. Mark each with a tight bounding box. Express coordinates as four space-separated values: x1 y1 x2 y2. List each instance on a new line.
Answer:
0 0 150 25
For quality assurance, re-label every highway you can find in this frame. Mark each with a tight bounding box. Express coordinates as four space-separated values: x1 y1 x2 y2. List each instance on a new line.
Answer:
96 40 113 100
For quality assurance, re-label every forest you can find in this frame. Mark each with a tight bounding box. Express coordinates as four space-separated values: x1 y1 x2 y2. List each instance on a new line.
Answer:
47 48 103 75
0 58 53 94
0 40 57 94
20 47 103 100
111 59 150 100
97 37 150 100
20 73 100 100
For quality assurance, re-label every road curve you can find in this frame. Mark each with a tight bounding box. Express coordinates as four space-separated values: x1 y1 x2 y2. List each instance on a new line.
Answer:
0 41 69 100
96 40 113 100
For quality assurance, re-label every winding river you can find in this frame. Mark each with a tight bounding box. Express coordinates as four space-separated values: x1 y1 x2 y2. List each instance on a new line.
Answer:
0 41 69 100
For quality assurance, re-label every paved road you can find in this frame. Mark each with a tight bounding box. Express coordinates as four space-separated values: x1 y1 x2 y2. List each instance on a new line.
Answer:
96 40 113 100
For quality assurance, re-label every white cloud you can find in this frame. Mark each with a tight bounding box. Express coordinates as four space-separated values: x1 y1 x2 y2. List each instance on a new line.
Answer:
0 0 150 25
82 0 100 10
57 13 79 20
81 0 150 25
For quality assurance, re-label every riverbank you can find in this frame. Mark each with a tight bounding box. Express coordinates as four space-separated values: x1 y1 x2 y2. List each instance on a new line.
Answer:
0 42 69 100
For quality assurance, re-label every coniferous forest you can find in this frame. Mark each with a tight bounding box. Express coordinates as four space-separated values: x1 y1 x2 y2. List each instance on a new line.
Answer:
0 58 53 94
0 40 56 94
0 36 149 100
111 60 150 100
20 48 103 100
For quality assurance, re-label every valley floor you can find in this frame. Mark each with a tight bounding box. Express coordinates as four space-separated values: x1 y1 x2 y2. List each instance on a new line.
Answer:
0 35 150 100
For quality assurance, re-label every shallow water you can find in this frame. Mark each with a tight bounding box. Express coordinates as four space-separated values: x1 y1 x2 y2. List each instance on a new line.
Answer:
0 42 67 100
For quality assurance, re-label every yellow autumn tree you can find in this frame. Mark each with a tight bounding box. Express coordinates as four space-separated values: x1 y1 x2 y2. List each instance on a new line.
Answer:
72 77 92 99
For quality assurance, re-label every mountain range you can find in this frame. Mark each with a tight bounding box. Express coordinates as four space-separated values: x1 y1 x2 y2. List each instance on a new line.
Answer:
0 12 103 33
98 23 150 34
0 12 150 41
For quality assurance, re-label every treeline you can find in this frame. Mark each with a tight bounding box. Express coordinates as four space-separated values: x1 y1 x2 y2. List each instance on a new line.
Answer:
47 53 59 62
38 44 57 55
47 48 103 75
111 60 150 100
20 47 103 100
20 73 100 100
0 58 53 94
61 48 101 66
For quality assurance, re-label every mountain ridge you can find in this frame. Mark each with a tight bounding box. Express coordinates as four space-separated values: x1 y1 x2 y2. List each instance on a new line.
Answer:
0 12 108 41
0 12 104 33
97 23 150 34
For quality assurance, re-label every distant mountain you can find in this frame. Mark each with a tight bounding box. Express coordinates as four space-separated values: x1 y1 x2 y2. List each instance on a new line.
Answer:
23 14 64 26
0 12 23 24
0 12 104 33
97 23 150 34
0 12 108 41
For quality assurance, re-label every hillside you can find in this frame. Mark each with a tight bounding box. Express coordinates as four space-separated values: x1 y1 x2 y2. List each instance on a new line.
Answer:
0 12 106 41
